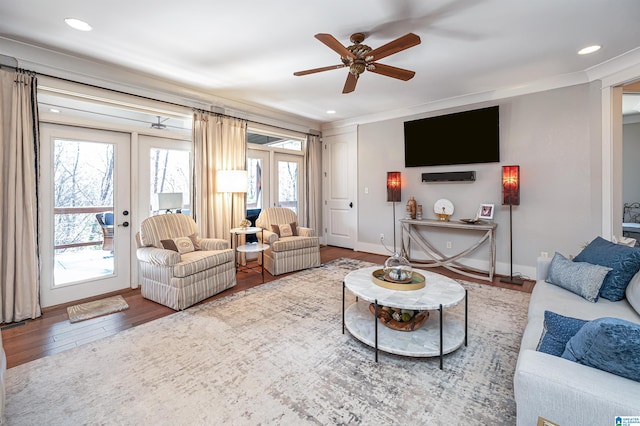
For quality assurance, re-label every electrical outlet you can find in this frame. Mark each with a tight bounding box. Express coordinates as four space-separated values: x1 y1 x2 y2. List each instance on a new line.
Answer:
380 233 384 241
446 241 452 249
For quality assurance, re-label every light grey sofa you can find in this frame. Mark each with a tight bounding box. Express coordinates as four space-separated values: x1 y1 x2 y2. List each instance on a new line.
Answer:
514 257 640 426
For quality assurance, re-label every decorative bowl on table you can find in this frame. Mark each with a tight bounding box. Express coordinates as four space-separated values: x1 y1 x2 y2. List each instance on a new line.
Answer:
368 304 429 331
368 253 426 290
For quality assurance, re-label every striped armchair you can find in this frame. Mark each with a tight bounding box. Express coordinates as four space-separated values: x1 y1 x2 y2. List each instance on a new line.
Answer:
255 207 321 276
136 214 236 310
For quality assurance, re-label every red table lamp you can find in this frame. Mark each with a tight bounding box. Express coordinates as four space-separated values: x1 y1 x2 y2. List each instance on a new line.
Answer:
501 166 523 285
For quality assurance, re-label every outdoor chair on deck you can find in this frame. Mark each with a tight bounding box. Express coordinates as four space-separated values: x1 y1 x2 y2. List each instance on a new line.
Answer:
95 212 114 251
135 213 236 310
255 207 320 276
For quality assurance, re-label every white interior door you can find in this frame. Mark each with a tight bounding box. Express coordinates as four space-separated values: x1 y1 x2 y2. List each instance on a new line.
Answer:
40 124 131 307
323 127 357 248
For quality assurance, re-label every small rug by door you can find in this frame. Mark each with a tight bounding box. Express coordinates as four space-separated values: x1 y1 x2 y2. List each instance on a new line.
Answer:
66 295 129 323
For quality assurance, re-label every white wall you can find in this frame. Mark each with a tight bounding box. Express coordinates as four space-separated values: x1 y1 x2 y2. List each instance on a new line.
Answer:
354 83 603 278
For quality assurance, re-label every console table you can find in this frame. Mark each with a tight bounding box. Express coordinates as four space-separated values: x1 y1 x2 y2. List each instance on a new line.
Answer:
399 219 497 282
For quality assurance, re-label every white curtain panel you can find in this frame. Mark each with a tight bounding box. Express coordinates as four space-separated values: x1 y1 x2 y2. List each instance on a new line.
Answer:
192 112 247 240
0 68 41 323
306 134 322 234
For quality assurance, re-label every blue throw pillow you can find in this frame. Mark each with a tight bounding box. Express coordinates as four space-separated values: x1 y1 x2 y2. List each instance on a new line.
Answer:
574 237 640 301
562 317 640 382
545 252 611 302
537 311 588 356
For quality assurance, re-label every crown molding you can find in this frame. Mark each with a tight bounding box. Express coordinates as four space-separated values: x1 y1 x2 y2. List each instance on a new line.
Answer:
0 36 322 134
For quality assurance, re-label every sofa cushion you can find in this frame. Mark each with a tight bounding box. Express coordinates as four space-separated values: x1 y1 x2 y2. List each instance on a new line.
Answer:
574 237 640 301
537 311 588 356
562 317 640 382
545 252 611 302
627 271 640 316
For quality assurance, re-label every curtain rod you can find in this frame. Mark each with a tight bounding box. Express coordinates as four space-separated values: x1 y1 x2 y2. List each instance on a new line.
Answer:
193 107 320 137
34 69 320 137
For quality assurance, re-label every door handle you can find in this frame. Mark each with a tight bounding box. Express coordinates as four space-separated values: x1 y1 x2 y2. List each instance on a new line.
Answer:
349 202 353 208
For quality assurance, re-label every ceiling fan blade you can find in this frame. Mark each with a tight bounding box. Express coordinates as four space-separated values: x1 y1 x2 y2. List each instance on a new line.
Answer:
367 33 421 61
368 63 416 81
342 73 358 94
315 33 356 59
294 64 346 76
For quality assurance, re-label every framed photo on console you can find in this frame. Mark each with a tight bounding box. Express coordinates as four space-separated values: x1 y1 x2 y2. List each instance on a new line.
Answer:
478 204 494 220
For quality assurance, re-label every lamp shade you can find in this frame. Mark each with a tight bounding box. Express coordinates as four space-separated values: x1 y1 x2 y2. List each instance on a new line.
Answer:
502 165 520 205
387 171 401 202
154 192 183 210
216 170 248 193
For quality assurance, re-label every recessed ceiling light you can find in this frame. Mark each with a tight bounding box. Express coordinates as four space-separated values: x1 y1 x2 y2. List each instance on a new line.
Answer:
326 110 336 114
578 45 601 55
65 18 92 31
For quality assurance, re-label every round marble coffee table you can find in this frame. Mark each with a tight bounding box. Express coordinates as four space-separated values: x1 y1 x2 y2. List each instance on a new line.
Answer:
342 266 467 368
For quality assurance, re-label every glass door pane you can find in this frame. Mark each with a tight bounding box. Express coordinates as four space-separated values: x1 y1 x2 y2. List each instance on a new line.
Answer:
149 148 191 215
275 154 303 215
53 139 115 285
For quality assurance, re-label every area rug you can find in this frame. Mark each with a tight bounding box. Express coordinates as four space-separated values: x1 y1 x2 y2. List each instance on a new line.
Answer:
5 258 530 425
66 295 129 323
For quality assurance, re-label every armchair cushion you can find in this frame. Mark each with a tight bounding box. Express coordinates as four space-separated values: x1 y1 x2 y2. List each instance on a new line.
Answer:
272 236 320 252
271 222 297 237
173 250 234 278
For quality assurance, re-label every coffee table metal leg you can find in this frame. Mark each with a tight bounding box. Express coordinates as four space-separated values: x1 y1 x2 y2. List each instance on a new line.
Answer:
439 303 443 370
342 281 345 335
374 299 379 363
465 289 468 347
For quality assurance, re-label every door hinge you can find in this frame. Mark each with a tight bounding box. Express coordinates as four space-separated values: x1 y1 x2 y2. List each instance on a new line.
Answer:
324 200 327 205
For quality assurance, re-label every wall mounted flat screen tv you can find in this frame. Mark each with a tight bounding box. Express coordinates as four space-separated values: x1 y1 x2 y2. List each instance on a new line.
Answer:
404 106 500 167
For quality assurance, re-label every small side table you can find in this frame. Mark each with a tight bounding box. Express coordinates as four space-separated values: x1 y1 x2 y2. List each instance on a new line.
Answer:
230 227 269 282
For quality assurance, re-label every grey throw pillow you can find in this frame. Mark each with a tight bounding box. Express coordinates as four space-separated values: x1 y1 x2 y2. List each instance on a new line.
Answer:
546 252 612 302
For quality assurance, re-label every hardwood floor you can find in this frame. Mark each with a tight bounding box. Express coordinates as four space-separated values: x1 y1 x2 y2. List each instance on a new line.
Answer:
1 246 533 369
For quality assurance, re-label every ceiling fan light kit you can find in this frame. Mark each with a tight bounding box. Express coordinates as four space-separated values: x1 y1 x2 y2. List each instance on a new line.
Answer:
294 32 421 94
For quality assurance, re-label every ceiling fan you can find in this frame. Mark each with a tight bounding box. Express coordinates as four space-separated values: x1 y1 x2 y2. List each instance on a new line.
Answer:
294 32 421 94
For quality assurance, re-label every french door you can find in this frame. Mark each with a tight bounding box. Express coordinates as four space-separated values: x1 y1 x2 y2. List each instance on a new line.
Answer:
40 124 132 307
248 149 304 219
137 135 192 220
275 153 303 216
